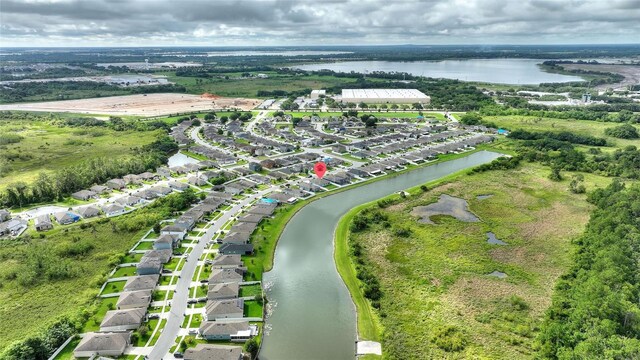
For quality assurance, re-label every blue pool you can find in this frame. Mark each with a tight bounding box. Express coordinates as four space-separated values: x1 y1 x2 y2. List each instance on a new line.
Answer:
261 198 278 204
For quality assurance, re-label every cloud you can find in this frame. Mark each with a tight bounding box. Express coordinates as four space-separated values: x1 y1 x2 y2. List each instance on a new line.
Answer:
0 0 638 46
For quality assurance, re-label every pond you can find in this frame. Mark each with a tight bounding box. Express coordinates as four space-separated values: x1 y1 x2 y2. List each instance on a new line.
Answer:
260 151 503 360
294 59 585 84
487 232 508 245
411 194 480 224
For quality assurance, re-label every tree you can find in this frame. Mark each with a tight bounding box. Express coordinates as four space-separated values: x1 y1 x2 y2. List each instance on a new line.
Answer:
569 174 586 194
549 167 563 181
412 102 423 110
244 338 259 359
153 223 161 234
358 102 368 109
390 104 399 110
460 112 483 125
605 124 639 139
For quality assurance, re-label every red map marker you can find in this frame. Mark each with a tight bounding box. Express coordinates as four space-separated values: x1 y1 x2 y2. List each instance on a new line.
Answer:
314 161 327 179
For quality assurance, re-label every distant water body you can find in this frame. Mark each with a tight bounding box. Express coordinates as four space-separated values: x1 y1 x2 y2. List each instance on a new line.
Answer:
295 59 585 84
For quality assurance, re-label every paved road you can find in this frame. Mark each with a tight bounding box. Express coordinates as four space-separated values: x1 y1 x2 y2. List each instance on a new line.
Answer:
147 188 273 360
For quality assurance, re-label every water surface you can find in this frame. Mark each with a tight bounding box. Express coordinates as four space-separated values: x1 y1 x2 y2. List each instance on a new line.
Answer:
295 59 584 84
261 151 503 360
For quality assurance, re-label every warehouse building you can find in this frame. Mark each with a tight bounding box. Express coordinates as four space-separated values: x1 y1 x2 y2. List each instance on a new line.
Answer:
341 89 430 104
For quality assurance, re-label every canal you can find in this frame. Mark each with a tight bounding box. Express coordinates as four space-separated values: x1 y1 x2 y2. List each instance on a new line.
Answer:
260 150 503 360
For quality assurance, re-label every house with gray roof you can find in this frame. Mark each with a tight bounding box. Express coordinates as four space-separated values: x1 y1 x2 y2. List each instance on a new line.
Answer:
106 179 126 190
54 211 80 225
207 282 240 300
221 231 251 245
72 189 96 201
142 249 172 264
219 243 254 256
204 298 244 321
208 268 243 284
115 195 143 207
103 204 126 217
210 254 243 269
116 290 152 310
78 205 101 218
73 331 131 358
90 185 110 194
35 214 53 231
123 275 159 292
198 321 253 341
161 224 187 239
168 181 191 191
184 344 243 360
0 218 27 237
153 234 179 250
136 257 163 275
0 209 10 222
100 308 146 332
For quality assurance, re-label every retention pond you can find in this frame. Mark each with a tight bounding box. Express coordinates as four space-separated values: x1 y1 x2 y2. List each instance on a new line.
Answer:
260 150 503 360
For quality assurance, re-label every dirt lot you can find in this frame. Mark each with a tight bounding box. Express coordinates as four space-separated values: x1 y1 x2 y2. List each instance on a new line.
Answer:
0 93 261 116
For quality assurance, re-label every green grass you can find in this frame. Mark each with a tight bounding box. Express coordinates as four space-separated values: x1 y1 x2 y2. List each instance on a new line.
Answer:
239 284 262 298
164 257 184 271
244 300 264 318
81 298 117 332
112 266 137 278
52 337 80 360
340 163 600 359
160 275 174 286
0 115 161 190
134 241 154 250
484 115 640 149
100 280 126 295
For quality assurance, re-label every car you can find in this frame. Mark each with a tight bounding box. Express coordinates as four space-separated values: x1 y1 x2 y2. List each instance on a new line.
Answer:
174 352 184 358
148 314 160 319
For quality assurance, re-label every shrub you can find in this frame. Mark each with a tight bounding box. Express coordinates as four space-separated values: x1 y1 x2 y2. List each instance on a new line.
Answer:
430 325 467 352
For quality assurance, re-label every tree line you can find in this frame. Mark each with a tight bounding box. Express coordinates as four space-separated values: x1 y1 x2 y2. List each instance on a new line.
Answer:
538 181 640 358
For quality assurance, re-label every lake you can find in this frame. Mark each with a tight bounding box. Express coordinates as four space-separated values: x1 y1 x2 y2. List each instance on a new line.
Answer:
260 150 503 360
294 59 585 84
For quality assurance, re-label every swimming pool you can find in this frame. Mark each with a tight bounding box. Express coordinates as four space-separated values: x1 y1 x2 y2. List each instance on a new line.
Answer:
261 198 278 204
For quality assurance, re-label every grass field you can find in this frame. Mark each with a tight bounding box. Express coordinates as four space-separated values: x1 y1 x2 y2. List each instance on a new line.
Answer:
484 115 640 149
343 163 606 359
0 115 161 190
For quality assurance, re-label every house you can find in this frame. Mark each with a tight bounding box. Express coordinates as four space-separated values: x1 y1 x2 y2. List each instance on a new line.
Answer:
116 290 152 310
168 181 190 191
230 222 258 235
220 232 251 245
103 204 126 217
204 298 244 321
188 175 208 186
34 214 53 231
150 186 172 196
54 211 80 225
238 214 264 224
259 159 277 169
71 189 96 201
143 249 172 264
183 344 243 360
100 308 146 332
210 254 244 269
199 321 254 341
153 234 179 250
123 174 141 185
331 144 348 154
78 205 101 218
136 190 158 201
219 243 254 255
123 275 159 292
0 209 10 222
106 179 126 190
248 162 262 172
136 257 163 275
73 331 131 358
247 203 276 216
115 196 143 207
161 224 187 240
0 218 27 237
90 185 110 194
207 282 240 300
138 172 157 181
209 268 243 284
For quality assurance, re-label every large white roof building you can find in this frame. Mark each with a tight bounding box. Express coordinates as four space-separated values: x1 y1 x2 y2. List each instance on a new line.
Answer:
341 89 430 104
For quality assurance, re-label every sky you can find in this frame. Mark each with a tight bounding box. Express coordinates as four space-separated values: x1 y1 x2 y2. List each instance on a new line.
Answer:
1 0 639 47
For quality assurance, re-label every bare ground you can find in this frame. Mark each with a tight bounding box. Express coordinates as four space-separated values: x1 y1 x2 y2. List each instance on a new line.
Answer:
0 93 262 116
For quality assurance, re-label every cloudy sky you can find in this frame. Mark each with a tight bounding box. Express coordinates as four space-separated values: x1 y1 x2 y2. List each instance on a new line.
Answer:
1 0 639 47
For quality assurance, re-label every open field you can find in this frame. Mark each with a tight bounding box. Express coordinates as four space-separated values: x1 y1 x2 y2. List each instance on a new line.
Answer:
0 116 161 190
484 115 640 149
0 93 261 116
562 63 640 89
344 163 607 359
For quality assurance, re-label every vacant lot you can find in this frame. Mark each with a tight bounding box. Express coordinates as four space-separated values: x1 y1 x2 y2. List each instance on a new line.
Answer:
0 115 161 190
349 164 604 359
0 93 261 116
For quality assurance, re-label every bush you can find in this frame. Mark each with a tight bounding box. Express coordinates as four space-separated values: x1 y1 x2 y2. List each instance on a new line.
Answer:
604 124 639 139
430 325 467 352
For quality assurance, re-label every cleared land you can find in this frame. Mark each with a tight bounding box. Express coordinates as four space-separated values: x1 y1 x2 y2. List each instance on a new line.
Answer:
0 93 261 116
346 163 607 359
562 63 640 90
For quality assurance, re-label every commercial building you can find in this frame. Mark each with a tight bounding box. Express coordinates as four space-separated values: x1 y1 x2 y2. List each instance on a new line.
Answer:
341 89 430 104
